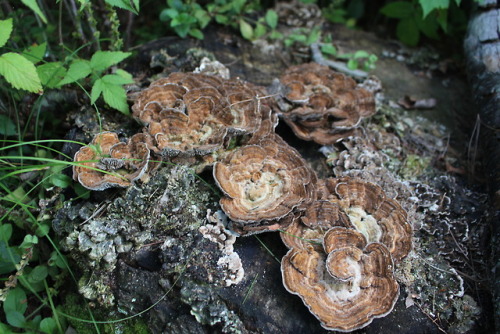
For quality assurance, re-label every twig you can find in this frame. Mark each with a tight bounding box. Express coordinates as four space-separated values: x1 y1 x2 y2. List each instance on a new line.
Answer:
310 43 368 79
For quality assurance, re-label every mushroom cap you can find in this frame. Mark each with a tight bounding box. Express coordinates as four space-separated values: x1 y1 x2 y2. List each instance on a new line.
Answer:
131 73 271 159
281 227 399 332
277 63 376 145
73 132 156 190
213 133 317 235
280 200 351 250
321 177 412 262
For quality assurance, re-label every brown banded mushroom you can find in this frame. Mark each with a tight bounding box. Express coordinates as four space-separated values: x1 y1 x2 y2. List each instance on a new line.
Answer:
73 132 155 190
321 177 412 262
131 72 271 162
274 63 376 145
213 133 317 235
281 227 399 332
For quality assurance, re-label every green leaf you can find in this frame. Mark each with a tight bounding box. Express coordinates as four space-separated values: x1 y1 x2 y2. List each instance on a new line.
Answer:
35 224 50 237
239 19 253 40
188 28 204 39
102 82 130 114
58 59 92 86
22 43 47 64
0 224 13 241
0 115 17 136
397 17 420 46
115 68 133 80
27 265 48 283
104 0 138 14
19 235 38 249
159 8 178 21
90 78 103 104
347 59 358 70
132 0 140 12
90 51 131 72
21 0 48 24
0 18 13 48
380 1 414 18
49 173 72 188
73 183 90 200
36 62 67 88
6 311 26 328
0 53 43 93
4 288 27 314
265 9 278 29
353 50 370 59
254 23 267 39
306 27 321 45
419 0 449 18
321 43 337 56
0 241 19 274
415 12 439 39
40 318 57 334
101 73 134 85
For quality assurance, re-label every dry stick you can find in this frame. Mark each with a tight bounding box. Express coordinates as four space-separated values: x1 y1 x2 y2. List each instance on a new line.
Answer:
310 43 368 79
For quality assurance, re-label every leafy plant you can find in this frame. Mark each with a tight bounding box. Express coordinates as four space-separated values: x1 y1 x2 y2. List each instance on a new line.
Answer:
0 18 43 93
60 51 134 114
380 0 472 46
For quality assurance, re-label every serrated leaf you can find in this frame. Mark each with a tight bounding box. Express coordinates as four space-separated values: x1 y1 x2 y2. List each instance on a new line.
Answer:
58 59 92 86
380 1 414 19
101 74 134 85
0 224 13 241
397 17 420 46
4 288 27 314
239 19 253 40
22 43 47 64
115 68 133 80
0 18 13 48
102 82 130 114
36 62 66 88
420 0 449 18
104 0 137 14
0 53 43 93
6 311 25 328
40 318 57 334
265 9 278 29
21 0 47 23
90 51 131 72
132 0 140 12
0 115 17 136
91 78 103 104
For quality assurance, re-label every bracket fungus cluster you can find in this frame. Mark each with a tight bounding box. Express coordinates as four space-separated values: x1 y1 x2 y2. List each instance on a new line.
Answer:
272 63 376 145
73 132 158 190
72 62 412 332
213 133 317 235
280 177 412 331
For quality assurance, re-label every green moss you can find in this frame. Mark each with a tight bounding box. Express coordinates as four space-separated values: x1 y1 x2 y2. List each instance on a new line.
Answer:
62 293 151 334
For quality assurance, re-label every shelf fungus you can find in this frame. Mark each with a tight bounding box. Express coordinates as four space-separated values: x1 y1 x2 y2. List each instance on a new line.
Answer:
73 132 156 190
281 227 399 332
131 72 272 160
321 177 412 262
213 134 317 235
273 63 376 145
